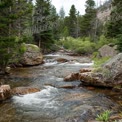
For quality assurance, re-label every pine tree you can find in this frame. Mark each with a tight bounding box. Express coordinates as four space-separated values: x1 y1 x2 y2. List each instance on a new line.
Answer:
59 7 65 19
12 0 33 38
0 0 33 74
50 5 59 40
0 0 18 74
80 0 96 39
106 0 122 51
58 7 66 38
32 0 54 52
68 5 77 38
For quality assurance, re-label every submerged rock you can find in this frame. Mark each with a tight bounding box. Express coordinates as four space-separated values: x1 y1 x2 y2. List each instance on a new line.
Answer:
56 58 69 63
0 85 11 101
20 44 43 66
12 86 40 95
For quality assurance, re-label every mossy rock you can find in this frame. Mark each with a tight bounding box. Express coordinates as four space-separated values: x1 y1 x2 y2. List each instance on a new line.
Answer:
23 43 40 52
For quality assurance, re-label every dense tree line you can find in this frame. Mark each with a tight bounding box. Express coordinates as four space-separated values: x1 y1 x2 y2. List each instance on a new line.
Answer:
0 0 121 74
58 0 96 39
0 0 33 74
0 0 58 73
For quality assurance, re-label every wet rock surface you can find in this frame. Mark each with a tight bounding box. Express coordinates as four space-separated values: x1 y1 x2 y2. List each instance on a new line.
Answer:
12 87 40 95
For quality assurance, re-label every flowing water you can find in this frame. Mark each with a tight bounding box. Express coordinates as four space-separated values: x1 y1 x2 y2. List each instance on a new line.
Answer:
0 53 121 122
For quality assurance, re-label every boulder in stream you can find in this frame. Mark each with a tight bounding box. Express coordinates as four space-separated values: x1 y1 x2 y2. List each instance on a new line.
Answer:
20 44 43 66
12 86 40 95
0 85 11 101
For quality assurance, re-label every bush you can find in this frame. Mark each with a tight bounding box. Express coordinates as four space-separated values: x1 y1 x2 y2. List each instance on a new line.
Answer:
96 35 117 49
56 37 96 54
55 35 117 55
93 56 110 68
96 110 111 122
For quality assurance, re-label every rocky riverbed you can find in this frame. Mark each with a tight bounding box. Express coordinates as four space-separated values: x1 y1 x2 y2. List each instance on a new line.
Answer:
0 52 122 122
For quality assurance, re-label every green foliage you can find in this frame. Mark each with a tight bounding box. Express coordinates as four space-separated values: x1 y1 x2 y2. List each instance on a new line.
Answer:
63 26 69 39
68 5 77 38
0 0 33 74
33 0 55 52
96 35 117 49
56 37 95 54
50 5 59 40
116 34 122 52
19 43 27 54
59 6 65 18
22 34 34 44
96 110 111 122
106 0 122 52
80 0 96 39
93 56 110 68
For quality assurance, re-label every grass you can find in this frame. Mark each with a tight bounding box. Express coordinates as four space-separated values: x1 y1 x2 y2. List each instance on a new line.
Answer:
93 57 110 68
96 110 111 122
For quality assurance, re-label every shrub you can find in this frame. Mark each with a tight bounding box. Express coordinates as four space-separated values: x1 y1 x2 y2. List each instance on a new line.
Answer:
96 110 111 122
93 56 110 68
56 37 96 54
96 35 117 49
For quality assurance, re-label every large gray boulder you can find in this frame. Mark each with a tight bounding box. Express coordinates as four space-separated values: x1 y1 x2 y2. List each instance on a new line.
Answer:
20 44 43 66
80 53 122 87
103 53 122 84
98 44 118 57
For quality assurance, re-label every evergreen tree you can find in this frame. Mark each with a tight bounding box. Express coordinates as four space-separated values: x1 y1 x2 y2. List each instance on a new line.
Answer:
80 0 96 39
0 0 33 74
50 5 59 40
58 7 66 38
0 0 19 74
68 5 77 38
106 0 122 51
9 0 33 38
59 7 65 19
32 0 54 52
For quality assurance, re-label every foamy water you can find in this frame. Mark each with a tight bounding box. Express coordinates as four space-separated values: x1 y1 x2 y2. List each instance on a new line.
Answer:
12 86 59 109
59 61 94 66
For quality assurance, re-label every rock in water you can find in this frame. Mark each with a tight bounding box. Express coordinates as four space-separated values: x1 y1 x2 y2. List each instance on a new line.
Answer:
0 85 11 101
20 44 43 66
12 87 40 95
56 58 69 63
64 73 79 81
